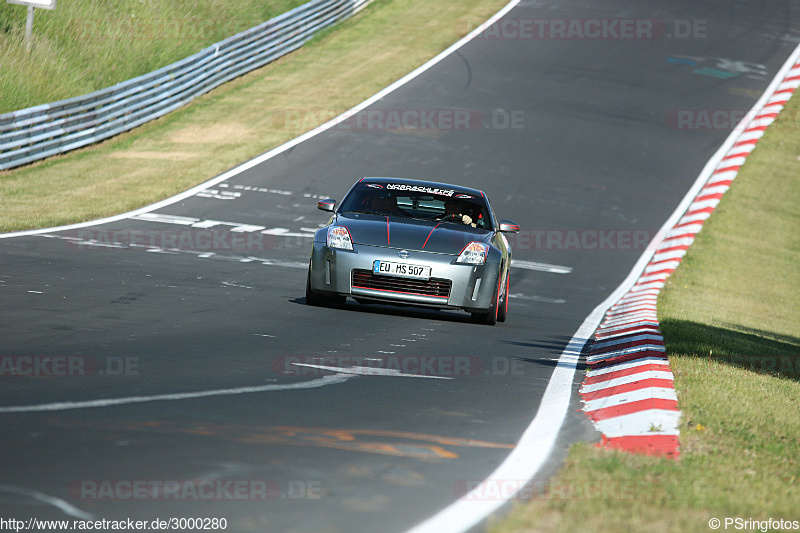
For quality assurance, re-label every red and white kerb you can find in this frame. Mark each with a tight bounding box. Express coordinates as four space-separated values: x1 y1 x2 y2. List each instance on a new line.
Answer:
580 59 800 458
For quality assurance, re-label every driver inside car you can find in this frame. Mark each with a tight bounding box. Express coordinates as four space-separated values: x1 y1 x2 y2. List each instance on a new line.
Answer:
440 199 477 227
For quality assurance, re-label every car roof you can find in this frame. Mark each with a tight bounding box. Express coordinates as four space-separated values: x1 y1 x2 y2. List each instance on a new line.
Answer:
358 177 486 198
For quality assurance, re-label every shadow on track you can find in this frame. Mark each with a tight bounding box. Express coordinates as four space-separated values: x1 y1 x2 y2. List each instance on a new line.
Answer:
290 296 478 324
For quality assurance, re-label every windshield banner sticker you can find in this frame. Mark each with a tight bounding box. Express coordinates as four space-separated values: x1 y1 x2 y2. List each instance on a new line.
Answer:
385 183 456 197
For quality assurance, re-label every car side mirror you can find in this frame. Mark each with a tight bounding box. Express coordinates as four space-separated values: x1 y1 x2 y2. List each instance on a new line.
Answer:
317 199 336 212
499 220 520 233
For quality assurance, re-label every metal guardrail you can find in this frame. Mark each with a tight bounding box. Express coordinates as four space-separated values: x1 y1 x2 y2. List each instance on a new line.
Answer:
0 0 370 170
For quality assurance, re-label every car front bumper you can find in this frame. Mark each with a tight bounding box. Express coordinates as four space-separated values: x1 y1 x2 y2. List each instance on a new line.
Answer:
308 242 501 312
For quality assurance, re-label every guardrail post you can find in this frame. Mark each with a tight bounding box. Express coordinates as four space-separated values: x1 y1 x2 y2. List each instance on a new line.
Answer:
24 5 34 51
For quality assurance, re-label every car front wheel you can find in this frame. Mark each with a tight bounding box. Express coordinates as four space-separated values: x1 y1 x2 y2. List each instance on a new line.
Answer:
471 277 500 326
305 267 345 307
497 270 509 323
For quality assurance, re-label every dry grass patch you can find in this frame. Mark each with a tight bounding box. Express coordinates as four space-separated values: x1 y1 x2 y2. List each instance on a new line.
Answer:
0 0 508 232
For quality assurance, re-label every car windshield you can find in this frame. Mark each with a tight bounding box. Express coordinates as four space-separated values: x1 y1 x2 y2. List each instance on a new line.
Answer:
338 182 493 229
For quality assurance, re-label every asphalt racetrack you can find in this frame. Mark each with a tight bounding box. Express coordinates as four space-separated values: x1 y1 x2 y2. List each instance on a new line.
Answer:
2 0 799 531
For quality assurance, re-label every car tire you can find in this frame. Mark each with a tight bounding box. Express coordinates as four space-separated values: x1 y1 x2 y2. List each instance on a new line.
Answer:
305 268 326 306
471 277 499 326
497 270 509 323
305 267 345 307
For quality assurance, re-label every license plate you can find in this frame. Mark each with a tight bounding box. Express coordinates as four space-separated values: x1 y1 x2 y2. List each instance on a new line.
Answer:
373 260 431 280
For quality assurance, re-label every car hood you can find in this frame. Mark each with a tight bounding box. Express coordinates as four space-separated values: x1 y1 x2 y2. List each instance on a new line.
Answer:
337 213 491 254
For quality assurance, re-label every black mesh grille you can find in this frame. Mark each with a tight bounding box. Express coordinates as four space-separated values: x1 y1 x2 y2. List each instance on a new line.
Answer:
352 269 451 298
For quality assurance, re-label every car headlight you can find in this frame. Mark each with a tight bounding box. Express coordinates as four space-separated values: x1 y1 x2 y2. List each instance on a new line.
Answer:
327 226 353 250
456 242 488 264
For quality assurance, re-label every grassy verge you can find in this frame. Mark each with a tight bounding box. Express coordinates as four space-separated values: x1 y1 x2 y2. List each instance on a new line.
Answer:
490 92 800 530
0 0 306 113
0 0 503 233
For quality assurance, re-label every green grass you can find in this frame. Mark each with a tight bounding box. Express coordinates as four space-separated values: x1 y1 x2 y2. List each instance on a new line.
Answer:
0 0 505 232
0 0 306 113
490 89 800 532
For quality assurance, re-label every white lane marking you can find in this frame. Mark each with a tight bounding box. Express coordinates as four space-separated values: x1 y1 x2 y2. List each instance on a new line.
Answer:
253 334 275 338
131 214 269 233
221 281 254 289
120 216 317 239
218 183 292 195
291 363 452 380
508 293 566 304
27 290 44 294
196 189 241 200
0 374 353 413
511 260 572 274
131 213 198 226
231 256 306 268
128 213 265 233
38 234 309 269
261 228 315 238
0 484 94 520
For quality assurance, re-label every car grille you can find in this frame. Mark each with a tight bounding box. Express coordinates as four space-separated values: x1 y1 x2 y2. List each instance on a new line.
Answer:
352 269 451 298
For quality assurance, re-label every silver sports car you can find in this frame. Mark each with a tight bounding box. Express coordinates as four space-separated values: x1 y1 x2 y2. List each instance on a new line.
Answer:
305 177 520 325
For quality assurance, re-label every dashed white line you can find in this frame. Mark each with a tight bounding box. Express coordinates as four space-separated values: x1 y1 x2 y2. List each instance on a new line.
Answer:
0 374 353 413
508 293 566 304
511 260 572 274
291 363 452 380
